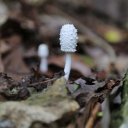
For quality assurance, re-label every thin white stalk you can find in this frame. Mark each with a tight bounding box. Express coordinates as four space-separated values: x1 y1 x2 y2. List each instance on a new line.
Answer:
64 53 72 80
40 57 48 73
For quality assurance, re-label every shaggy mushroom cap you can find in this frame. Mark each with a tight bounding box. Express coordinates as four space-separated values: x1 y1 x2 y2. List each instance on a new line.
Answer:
59 24 78 52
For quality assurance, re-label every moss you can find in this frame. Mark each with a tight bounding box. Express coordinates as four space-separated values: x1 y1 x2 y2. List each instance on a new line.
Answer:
110 109 123 128
110 70 128 128
23 77 68 106
122 70 128 104
0 78 79 128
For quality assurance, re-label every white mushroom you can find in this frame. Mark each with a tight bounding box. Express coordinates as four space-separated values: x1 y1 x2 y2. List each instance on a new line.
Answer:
59 24 78 80
38 44 49 73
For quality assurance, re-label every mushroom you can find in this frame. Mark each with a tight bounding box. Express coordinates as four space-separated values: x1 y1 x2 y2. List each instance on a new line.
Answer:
38 44 49 73
59 24 78 80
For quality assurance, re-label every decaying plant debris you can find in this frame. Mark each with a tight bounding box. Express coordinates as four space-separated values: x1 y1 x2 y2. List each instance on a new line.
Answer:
0 70 121 128
0 0 127 128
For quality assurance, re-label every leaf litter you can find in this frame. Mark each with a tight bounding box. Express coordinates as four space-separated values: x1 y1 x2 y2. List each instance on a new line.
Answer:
0 1 127 128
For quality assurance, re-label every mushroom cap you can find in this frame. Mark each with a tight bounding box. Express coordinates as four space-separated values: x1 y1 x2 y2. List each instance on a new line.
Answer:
59 24 78 52
38 44 49 57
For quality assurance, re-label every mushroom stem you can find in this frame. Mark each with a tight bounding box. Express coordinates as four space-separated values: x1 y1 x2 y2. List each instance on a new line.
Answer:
40 57 48 73
64 53 72 80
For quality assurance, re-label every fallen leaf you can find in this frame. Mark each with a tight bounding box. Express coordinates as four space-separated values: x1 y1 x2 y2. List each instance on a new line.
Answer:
3 46 30 75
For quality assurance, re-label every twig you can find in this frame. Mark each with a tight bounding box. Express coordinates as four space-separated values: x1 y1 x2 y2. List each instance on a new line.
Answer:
85 102 101 128
28 77 57 87
45 5 116 62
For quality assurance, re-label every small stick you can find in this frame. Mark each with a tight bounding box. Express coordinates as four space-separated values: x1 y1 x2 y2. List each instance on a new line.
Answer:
28 77 57 87
85 102 101 128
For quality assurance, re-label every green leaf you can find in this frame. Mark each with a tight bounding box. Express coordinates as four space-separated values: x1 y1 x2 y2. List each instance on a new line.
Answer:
104 30 122 43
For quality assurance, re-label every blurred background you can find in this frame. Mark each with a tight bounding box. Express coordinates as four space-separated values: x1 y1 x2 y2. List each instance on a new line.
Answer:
0 0 127 128
0 0 127 79
0 0 128 78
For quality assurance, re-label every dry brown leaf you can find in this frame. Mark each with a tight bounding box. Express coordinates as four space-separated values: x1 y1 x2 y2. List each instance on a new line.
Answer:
3 46 30 75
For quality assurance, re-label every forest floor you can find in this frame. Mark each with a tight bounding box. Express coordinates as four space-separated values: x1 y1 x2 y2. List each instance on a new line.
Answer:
0 0 128 128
